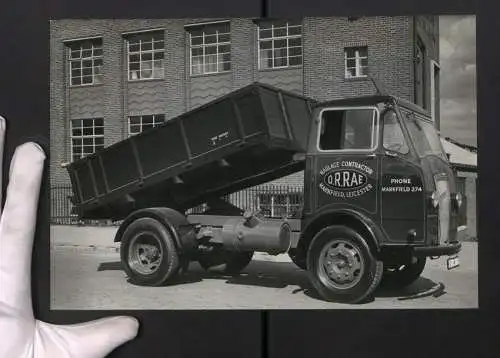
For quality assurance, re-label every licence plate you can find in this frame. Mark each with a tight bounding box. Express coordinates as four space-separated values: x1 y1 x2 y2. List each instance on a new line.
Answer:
447 256 460 270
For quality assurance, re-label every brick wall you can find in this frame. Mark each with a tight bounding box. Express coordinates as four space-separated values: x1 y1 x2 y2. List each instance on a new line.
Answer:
50 17 438 190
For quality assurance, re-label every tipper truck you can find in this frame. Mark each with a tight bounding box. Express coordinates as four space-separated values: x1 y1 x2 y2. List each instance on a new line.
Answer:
64 82 463 303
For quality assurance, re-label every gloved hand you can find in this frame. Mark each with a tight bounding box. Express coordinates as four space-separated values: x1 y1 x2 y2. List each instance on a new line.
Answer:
0 116 139 357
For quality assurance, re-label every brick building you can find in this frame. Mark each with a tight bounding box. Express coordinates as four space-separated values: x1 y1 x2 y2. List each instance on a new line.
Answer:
50 16 439 220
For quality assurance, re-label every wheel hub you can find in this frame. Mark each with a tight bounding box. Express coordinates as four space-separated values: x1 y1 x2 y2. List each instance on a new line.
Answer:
319 240 364 290
128 233 163 275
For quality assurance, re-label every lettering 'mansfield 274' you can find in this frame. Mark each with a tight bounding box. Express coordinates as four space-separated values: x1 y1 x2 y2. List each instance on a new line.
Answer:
64 82 463 304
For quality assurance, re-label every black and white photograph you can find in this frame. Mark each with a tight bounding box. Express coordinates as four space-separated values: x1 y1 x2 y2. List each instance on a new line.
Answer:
49 15 477 310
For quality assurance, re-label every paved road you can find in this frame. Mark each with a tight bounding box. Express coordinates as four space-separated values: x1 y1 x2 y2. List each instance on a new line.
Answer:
51 242 478 310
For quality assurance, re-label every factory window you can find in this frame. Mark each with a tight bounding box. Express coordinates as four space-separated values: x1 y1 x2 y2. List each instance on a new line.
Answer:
258 20 302 70
344 46 368 78
188 22 231 75
68 38 103 86
126 31 165 81
128 114 165 136
70 118 104 162
257 192 302 218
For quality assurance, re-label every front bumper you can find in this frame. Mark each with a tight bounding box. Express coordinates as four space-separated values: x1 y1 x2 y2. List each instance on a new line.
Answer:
413 226 466 257
412 241 462 257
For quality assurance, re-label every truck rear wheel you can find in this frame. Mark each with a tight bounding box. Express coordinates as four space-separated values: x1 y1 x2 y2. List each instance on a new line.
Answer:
307 225 383 304
381 257 426 288
120 217 180 286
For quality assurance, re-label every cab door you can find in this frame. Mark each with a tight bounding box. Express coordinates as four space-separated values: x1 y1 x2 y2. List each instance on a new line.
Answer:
379 109 426 244
311 106 381 219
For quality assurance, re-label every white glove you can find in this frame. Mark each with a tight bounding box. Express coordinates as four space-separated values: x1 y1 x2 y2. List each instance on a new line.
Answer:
0 116 139 357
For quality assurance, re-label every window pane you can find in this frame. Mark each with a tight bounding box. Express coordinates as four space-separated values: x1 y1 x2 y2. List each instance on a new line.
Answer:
288 37 302 47
289 46 302 56
129 62 140 71
142 52 153 61
82 67 92 76
288 25 302 36
70 49 81 59
260 40 272 50
154 40 164 49
274 27 287 37
205 45 216 55
346 58 356 68
218 33 230 42
259 29 272 39
345 67 356 78
289 56 302 66
191 36 203 46
361 57 368 67
141 41 152 51
142 115 153 124
82 127 93 136
345 48 355 58
319 109 375 150
154 51 164 60
93 48 102 57
205 34 217 44
191 47 203 56
129 116 140 126
274 39 287 49
72 77 81 86
218 44 230 53
129 43 140 52
95 137 104 146
82 49 92 58
274 56 287 67
94 118 104 127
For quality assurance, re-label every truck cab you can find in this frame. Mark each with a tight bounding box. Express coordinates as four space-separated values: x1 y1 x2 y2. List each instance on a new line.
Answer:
292 94 462 302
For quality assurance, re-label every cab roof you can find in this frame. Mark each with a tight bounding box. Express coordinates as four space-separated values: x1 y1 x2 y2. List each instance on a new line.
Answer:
315 94 430 117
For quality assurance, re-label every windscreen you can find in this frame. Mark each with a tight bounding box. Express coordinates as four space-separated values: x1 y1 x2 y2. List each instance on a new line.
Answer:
402 109 447 161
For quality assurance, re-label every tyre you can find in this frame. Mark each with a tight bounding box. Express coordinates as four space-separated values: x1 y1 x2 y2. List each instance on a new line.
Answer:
380 257 426 288
306 225 383 304
198 250 254 275
288 248 307 270
120 217 180 286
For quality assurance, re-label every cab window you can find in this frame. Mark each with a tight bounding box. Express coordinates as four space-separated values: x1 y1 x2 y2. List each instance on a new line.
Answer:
318 108 378 151
382 110 409 154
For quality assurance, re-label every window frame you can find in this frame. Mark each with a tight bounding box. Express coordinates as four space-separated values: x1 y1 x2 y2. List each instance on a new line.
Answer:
67 38 103 87
128 114 166 136
69 118 105 162
126 31 165 82
187 22 231 76
344 46 368 79
257 20 303 70
316 106 380 153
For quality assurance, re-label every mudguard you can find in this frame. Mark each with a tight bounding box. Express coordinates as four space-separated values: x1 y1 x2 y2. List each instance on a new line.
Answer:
114 207 198 255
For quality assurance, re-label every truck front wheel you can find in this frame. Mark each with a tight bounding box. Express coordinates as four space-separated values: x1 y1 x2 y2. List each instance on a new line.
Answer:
307 225 383 304
380 257 426 288
120 217 180 286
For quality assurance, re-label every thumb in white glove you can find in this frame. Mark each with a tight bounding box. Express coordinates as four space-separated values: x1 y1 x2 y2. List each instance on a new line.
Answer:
0 116 139 358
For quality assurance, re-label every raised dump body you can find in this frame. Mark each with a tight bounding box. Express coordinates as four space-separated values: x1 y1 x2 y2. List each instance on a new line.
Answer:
66 82 316 220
